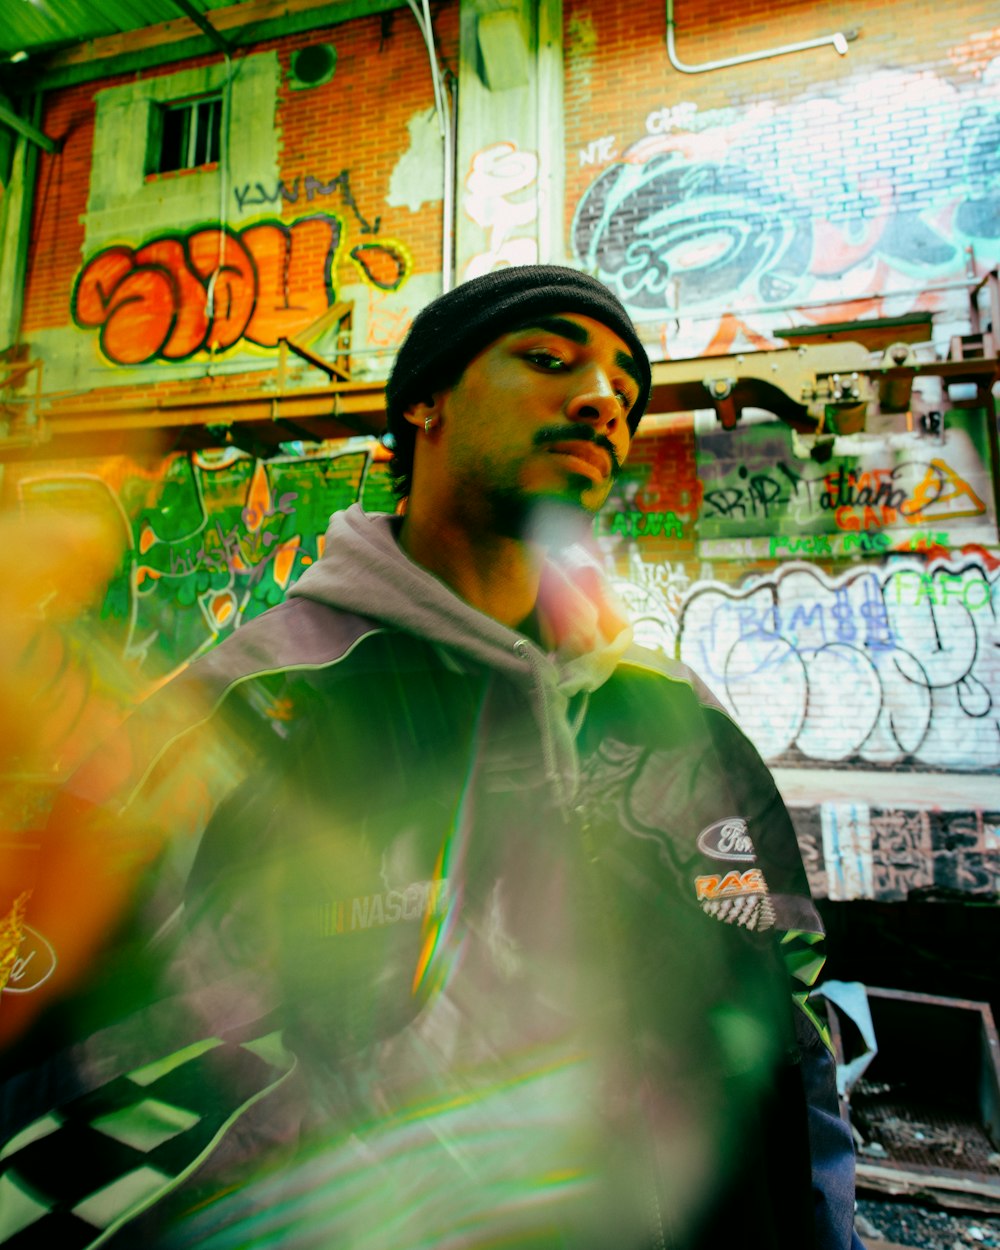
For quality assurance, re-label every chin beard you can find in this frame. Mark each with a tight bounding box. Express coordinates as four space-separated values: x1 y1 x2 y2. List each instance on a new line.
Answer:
490 490 596 549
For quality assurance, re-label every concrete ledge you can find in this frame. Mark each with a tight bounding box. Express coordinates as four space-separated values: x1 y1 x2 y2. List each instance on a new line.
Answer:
773 768 1000 812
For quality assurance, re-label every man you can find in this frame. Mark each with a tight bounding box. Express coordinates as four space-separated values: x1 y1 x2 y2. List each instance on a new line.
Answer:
1 267 859 1249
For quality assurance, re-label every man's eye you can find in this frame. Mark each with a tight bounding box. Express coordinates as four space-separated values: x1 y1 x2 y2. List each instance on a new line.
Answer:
525 350 565 370
616 389 635 412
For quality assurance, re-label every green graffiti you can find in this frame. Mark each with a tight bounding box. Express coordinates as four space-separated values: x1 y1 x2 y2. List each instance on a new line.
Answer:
891 568 996 612
604 510 684 539
16 447 393 683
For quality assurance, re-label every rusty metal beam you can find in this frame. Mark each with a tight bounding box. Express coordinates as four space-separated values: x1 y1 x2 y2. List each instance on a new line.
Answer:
0 378 387 461
3 341 998 462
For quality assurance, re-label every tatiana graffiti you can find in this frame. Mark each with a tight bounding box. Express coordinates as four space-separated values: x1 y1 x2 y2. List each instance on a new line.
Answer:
695 415 994 540
700 457 988 533
463 141 539 279
72 215 343 365
72 212 413 364
674 559 1000 772
572 64 1000 353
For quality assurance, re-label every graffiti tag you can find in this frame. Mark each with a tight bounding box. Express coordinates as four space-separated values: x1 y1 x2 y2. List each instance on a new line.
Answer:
701 459 986 531
233 170 379 234
601 510 685 539
463 141 539 279
572 66 1000 352
72 214 343 365
675 560 1000 771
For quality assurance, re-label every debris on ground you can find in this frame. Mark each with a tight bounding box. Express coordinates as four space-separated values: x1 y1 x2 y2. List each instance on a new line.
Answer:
857 1198 1000 1248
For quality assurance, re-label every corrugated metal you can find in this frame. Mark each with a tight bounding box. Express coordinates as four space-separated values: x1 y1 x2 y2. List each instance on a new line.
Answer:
1 0 236 62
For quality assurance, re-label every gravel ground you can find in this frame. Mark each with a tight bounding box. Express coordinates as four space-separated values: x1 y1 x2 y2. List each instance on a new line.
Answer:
857 1198 1000 1248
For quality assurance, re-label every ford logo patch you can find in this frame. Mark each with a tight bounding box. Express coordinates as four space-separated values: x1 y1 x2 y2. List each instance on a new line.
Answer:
696 817 756 863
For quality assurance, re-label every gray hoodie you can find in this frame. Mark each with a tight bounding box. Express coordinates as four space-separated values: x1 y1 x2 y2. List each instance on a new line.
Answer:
288 503 634 807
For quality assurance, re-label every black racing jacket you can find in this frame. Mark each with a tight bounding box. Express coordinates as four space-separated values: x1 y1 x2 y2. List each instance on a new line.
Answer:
0 598 860 1250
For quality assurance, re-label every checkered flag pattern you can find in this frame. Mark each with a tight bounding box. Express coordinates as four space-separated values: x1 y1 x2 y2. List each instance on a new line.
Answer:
0 1033 294 1248
700 893 777 931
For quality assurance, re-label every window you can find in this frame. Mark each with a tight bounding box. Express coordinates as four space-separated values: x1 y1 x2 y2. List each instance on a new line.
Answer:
150 95 222 174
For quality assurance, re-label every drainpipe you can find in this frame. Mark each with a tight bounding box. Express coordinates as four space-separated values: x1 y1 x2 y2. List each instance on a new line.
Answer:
205 51 233 331
0 94 43 353
406 0 455 292
440 70 456 295
665 0 857 74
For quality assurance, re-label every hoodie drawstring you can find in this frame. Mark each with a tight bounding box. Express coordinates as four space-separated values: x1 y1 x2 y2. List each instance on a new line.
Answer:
513 637 568 808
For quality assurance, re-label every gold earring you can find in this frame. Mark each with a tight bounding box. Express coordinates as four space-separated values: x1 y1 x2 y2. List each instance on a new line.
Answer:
424 414 439 433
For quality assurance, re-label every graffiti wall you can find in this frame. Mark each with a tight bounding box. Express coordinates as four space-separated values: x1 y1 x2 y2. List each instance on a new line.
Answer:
463 142 540 279
595 390 1000 902
696 412 994 544
9 441 393 687
606 549 1000 900
19 10 457 389
71 216 343 366
675 560 999 772
568 29 1000 355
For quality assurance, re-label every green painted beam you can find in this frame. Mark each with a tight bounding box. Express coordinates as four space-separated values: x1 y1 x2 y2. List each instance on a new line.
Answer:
0 99 59 153
7 0 406 92
169 0 232 53
0 95 42 350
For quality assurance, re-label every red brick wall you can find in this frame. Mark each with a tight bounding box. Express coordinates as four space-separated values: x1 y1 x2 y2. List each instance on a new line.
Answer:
564 0 1000 358
20 5 459 350
23 80 104 333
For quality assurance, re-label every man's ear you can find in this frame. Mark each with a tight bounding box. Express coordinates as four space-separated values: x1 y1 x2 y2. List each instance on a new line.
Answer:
402 394 442 428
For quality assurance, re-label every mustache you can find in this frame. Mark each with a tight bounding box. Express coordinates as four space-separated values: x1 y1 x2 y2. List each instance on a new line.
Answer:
532 425 622 478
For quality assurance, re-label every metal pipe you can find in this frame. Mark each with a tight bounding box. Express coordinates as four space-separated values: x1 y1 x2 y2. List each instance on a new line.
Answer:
406 0 443 120
205 52 233 323
633 277 991 329
169 0 231 54
665 0 856 75
440 73 455 293
406 0 454 292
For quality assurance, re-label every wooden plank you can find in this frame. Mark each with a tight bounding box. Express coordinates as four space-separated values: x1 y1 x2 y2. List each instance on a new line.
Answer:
36 0 403 69
857 1161 1000 1214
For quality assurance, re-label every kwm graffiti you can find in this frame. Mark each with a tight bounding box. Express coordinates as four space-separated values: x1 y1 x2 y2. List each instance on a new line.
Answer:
233 170 379 233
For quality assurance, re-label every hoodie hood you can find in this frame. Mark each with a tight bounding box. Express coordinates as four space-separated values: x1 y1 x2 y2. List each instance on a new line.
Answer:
288 504 633 804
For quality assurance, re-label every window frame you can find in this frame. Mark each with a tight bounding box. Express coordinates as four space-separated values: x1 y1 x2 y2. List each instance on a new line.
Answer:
147 92 223 176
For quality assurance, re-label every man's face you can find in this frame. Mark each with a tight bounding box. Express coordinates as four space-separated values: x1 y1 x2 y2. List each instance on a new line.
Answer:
426 313 641 533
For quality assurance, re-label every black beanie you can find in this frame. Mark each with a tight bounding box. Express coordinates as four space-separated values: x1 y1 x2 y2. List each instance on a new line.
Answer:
385 266 652 451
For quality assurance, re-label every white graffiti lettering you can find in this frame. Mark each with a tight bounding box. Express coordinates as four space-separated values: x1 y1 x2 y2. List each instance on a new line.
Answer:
463 142 539 280
674 559 1000 771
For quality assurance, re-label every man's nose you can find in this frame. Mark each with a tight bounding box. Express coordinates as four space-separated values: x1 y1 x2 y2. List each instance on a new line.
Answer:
565 366 622 434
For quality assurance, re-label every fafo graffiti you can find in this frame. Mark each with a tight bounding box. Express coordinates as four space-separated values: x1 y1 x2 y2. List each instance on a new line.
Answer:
72 214 343 365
